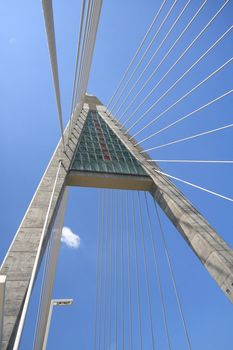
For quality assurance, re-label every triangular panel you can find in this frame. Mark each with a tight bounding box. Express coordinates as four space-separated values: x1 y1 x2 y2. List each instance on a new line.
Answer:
70 110 148 177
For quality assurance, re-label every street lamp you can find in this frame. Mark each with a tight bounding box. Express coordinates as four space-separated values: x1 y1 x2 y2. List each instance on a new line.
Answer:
42 299 73 350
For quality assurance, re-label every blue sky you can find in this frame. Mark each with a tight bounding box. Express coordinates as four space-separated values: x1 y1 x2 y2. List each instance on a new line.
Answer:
1 0 233 349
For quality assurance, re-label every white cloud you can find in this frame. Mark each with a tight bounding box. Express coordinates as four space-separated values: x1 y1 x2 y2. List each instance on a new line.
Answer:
61 227 80 249
9 37 16 45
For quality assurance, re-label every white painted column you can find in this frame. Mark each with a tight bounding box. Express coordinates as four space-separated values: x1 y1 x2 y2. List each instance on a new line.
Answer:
0 276 6 347
33 188 68 350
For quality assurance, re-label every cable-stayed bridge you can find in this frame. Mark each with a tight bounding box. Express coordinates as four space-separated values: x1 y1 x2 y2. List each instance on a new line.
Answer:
0 0 233 349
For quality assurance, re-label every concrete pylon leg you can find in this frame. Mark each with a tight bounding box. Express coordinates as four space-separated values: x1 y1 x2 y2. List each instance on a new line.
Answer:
149 179 233 302
0 101 91 350
97 105 233 303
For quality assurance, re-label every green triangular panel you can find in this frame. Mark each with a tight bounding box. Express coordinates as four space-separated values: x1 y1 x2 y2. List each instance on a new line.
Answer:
70 110 148 176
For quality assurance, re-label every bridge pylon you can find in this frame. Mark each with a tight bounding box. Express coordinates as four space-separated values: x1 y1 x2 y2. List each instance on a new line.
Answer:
1 94 233 350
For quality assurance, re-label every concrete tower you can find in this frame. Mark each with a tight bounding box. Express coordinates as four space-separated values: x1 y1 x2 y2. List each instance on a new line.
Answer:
1 95 233 349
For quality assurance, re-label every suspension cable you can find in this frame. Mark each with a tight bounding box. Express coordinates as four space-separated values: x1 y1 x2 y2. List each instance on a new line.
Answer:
41 0 65 151
120 191 125 350
125 0 230 134
68 0 93 139
152 169 233 203
132 192 143 350
136 89 233 145
103 190 109 350
128 32 233 136
78 0 102 101
126 192 133 350
77 0 98 103
108 0 176 116
137 192 156 350
115 191 119 350
108 190 114 349
69 0 103 137
68 0 86 138
120 0 208 129
114 0 180 118
154 201 192 350
142 122 233 152
75 0 93 104
105 0 167 111
117 0 192 123
94 190 102 350
144 192 172 350
147 159 233 164
97 190 105 350
125 0 230 132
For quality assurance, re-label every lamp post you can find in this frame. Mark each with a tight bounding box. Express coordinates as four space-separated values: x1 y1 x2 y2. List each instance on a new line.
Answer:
42 299 73 350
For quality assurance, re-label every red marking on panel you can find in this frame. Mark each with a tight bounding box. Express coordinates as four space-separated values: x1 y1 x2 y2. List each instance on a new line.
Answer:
93 115 111 161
